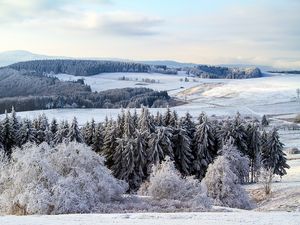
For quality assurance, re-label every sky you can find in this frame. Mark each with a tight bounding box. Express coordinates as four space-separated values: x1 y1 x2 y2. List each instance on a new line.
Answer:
0 0 299 68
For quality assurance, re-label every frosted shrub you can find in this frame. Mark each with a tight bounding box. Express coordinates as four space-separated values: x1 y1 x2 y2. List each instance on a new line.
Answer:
0 142 127 215
203 155 252 209
139 157 211 209
219 143 250 184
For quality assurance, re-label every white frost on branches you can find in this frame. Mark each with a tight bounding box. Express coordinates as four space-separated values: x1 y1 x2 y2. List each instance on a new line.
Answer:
139 157 212 210
0 142 127 215
203 155 252 209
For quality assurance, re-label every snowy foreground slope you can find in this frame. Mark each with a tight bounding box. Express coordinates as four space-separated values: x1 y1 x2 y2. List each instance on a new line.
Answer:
1 211 300 225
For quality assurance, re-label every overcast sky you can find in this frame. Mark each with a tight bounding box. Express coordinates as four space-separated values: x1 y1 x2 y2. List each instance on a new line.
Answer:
0 0 299 68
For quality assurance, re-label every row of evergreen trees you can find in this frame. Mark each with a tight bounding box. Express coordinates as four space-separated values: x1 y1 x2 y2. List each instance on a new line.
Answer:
0 107 289 191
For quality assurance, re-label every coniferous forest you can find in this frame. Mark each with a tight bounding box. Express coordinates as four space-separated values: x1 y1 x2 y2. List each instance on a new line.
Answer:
0 107 289 193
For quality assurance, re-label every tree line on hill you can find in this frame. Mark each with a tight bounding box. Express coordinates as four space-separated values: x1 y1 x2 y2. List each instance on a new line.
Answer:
8 59 177 76
0 107 289 192
0 68 172 113
186 65 262 79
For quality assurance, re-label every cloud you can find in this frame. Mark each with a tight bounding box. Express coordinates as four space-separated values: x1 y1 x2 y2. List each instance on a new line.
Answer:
78 11 163 35
0 0 112 23
0 0 162 36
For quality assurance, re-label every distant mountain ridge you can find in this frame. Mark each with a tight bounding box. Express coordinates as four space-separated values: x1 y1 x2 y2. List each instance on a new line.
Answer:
0 50 69 67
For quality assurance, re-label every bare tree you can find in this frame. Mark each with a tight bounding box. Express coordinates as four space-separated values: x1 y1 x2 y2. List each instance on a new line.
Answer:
259 168 274 195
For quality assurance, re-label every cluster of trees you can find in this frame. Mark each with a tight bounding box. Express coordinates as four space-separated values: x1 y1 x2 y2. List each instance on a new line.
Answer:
0 107 289 192
187 65 262 79
0 69 172 113
268 70 300 74
8 59 177 76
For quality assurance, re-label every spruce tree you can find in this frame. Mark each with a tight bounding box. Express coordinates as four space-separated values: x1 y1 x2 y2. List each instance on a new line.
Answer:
50 118 58 136
123 110 134 138
67 117 83 143
138 107 154 133
1 111 14 156
193 115 217 179
102 121 118 168
172 128 193 176
18 119 37 145
154 111 163 126
246 122 262 182
169 110 178 128
147 127 174 166
54 121 68 145
261 115 269 127
262 128 290 177
91 123 104 153
179 112 196 139
9 107 20 147
218 115 248 154
83 119 95 146
162 106 172 127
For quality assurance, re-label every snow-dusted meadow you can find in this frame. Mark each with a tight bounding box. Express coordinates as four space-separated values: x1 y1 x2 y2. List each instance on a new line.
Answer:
55 72 300 117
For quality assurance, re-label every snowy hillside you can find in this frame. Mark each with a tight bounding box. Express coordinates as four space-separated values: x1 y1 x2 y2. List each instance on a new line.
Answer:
53 72 300 119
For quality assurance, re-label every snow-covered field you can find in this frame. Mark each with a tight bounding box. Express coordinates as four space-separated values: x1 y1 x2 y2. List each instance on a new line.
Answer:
55 72 300 117
1 211 300 225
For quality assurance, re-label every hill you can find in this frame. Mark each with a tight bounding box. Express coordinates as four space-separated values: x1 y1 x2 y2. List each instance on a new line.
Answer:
0 68 172 113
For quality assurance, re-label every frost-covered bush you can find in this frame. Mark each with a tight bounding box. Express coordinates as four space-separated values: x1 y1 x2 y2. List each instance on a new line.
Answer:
139 157 211 209
203 155 252 209
0 142 127 215
219 143 250 184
